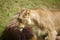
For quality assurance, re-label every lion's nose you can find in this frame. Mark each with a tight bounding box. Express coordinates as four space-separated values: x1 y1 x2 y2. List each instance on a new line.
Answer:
17 18 23 23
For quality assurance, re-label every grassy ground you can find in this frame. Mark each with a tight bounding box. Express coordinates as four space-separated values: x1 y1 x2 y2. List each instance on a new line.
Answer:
0 0 60 37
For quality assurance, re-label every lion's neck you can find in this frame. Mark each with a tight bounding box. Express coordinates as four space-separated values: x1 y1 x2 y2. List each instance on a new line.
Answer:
29 10 41 26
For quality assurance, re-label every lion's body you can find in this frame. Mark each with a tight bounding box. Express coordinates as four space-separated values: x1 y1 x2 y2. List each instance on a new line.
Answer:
25 8 60 40
1 8 60 40
51 9 60 32
15 8 60 40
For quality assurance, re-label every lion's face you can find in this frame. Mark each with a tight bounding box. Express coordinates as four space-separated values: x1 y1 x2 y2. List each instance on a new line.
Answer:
18 9 43 28
18 9 33 27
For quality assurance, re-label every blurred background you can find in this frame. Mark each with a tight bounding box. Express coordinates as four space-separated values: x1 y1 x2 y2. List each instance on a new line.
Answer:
0 0 60 37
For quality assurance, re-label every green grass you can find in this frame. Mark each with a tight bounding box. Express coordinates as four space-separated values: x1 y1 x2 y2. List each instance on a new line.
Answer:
0 0 60 36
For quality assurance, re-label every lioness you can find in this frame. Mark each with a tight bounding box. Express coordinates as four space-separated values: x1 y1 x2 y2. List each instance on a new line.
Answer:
6 8 60 40
16 8 60 40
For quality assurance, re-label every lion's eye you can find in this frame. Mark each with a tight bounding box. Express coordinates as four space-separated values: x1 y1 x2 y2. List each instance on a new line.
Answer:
25 13 27 15
28 13 30 15
23 13 27 18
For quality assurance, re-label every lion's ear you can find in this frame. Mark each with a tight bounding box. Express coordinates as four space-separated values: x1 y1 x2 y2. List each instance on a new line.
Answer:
26 10 30 15
19 8 25 13
27 10 30 14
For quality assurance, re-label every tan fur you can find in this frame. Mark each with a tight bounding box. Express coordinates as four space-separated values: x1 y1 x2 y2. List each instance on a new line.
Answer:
8 8 60 40
29 8 56 40
50 9 60 32
30 9 60 40
17 8 60 40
